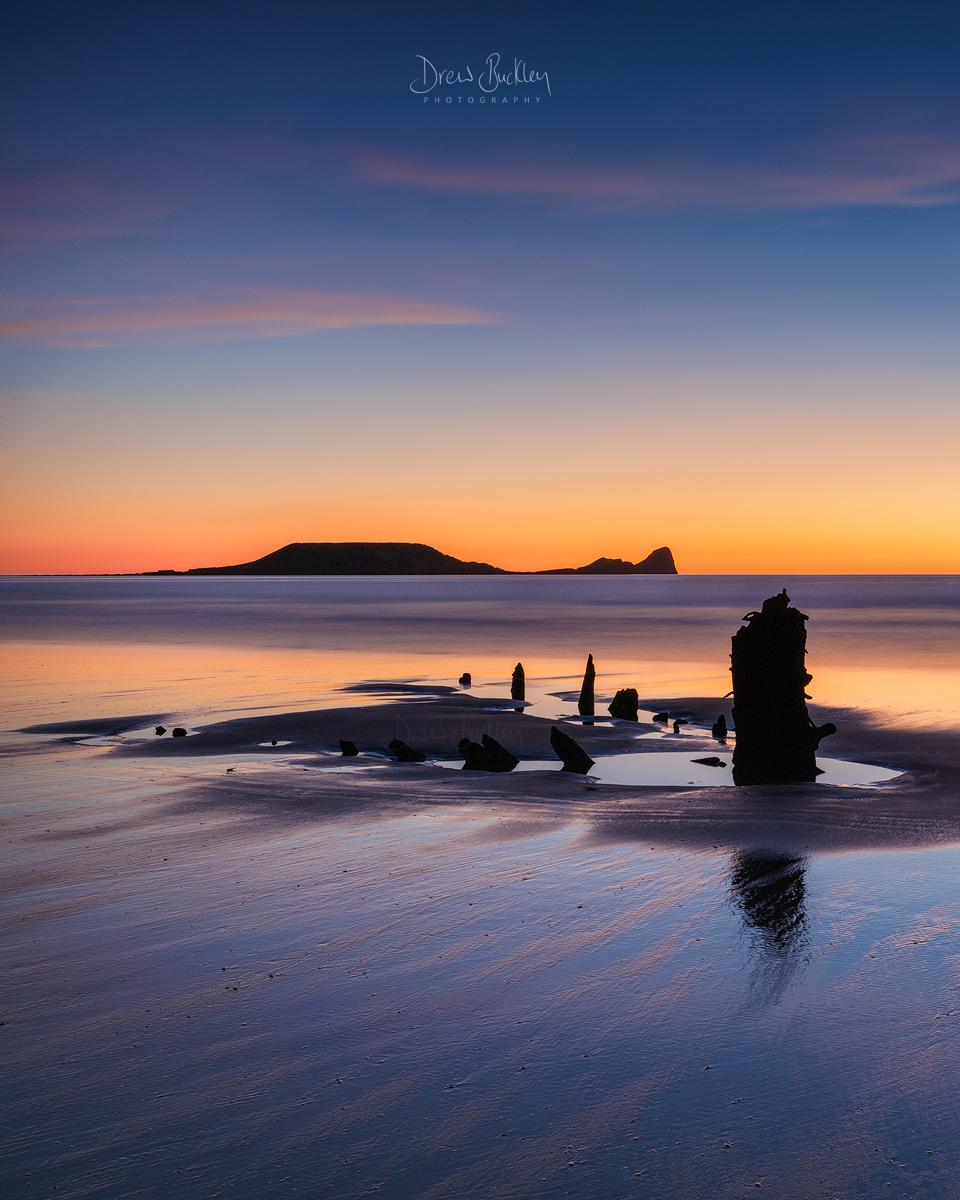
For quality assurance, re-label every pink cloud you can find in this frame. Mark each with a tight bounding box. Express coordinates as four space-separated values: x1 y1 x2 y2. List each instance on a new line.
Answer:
356 131 960 213
0 127 350 247
0 174 179 245
0 288 498 348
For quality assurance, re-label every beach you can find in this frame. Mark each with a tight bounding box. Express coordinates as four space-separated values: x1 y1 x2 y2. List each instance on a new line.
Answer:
4 575 960 1198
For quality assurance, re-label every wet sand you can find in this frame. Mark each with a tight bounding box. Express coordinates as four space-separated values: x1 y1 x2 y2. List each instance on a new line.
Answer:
7 686 960 1200
20 686 960 857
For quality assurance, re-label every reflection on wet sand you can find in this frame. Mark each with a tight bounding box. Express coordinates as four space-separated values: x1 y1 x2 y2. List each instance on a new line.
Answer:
729 850 808 997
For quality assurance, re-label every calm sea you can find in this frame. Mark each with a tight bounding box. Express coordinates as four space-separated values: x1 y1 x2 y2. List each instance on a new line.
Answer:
2 574 959 728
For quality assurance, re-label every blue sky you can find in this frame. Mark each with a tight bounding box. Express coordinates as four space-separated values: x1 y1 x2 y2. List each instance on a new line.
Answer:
2 1 959 572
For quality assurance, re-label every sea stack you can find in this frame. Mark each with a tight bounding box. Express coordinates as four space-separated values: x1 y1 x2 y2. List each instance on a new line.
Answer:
511 662 525 702
578 654 595 717
730 589 837 785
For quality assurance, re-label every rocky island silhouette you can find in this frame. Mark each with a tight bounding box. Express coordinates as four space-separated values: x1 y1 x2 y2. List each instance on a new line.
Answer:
145 541 678 575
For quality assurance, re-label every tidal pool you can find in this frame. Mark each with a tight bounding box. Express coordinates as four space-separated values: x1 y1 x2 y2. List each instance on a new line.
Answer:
437 752 902 789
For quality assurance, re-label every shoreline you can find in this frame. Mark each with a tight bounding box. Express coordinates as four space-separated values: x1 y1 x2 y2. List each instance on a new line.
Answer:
15 689 960 859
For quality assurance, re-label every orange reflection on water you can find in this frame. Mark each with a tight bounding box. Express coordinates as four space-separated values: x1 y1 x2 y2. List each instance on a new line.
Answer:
810 665 960 729
3 640 957 732
0 640 725 728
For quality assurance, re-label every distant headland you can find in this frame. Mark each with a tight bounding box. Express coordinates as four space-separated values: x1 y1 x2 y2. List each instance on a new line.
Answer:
144 542 678 576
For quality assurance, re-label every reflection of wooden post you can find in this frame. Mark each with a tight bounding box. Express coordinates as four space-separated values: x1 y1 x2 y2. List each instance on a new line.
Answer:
731 590 836 785
578 654 595 716
729 851 807 955
511 662 525 701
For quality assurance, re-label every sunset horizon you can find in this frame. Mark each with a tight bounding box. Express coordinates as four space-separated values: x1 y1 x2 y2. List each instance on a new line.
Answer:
3 4 958 578
4 8 960 1198
3 534 958 577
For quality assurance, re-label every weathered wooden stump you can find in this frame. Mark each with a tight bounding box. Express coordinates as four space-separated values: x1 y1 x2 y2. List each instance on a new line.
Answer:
457 734 519 772
578 654 595 716
730 589 836 785
608 688 639 721
549 726 595 774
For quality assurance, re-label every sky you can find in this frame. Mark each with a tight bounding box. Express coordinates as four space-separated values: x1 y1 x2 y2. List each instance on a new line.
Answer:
2 0 958 574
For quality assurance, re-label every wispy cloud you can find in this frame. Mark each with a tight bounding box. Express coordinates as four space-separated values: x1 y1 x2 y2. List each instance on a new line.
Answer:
8 122 958 256
0 124 341 248
0 175 179 245
357 131 960 213
0 288 497 348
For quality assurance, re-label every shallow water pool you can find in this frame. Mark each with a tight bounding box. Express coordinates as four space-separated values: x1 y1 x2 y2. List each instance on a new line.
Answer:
436 751 902 788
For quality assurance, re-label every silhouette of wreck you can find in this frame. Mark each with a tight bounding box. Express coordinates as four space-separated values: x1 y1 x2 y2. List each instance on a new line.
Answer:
458 735 519 772
550 726 595 774
608 687 639 721
730 589 836 785
388 738 426 762
577 654 595 718
511 662 525 709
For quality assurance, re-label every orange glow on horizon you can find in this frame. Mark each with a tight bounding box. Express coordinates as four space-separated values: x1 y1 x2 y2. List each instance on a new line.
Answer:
1 526 957 577
3 366 957 576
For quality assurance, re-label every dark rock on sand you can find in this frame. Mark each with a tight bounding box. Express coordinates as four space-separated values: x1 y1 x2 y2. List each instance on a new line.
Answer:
388 738 427 763
172 727 187 737
652 712 669 723
730 589 837 785
549 726 596 774
691 757 727 768
339 740 359 756
511 663 525 702
459 673 472 687
578 655 596 717
608 688 639 721
155 726 166 736
672 719 688 733
712 714 728 740
457 734 519 773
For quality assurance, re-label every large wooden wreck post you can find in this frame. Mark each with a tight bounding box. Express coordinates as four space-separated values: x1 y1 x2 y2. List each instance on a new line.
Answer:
730 589 836 785
578 654 595 716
